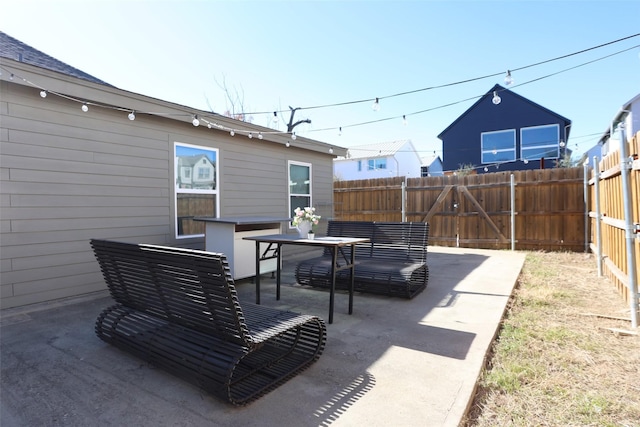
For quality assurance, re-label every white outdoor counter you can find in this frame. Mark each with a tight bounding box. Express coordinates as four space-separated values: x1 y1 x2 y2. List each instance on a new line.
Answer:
193 216 291 280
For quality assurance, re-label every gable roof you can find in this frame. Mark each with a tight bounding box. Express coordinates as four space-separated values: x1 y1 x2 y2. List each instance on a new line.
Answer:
420 154 442 167
0 31 112 86
437 84 572 139
340 140 414 160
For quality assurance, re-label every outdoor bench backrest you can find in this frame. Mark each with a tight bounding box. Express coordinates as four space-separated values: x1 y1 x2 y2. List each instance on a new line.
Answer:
326 221 429 262
90 239 253 346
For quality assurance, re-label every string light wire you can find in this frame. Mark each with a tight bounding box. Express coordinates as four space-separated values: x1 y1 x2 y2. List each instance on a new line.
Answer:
0 34 637 154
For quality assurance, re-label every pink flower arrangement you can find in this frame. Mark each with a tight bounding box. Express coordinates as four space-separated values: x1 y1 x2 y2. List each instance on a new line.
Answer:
292 206 321 228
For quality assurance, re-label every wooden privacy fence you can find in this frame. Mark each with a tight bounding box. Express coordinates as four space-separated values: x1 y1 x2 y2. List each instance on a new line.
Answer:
334 168 586 251
588 131 640 309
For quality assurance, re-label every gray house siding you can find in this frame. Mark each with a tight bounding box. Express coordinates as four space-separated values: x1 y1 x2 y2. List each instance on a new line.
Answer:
0 59 341 309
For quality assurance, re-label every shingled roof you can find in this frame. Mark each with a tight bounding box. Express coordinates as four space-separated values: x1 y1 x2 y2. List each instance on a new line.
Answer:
0 31 112 86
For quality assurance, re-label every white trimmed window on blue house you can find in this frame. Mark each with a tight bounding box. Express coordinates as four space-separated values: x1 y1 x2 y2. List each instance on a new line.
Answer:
521 124 560 160
481 129 516 163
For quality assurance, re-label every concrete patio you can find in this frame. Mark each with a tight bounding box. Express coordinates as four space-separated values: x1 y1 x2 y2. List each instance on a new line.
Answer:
1 246 526 427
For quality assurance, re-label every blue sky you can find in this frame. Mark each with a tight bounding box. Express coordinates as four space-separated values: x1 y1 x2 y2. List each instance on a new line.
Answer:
2 0 639 165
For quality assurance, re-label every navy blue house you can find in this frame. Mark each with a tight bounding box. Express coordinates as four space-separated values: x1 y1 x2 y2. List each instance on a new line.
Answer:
438 84 572 174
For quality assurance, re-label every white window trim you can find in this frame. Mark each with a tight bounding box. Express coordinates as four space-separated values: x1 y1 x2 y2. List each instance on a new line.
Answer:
481 129 516 164
288 160 312 229
520 124 560 160
174 142 220 239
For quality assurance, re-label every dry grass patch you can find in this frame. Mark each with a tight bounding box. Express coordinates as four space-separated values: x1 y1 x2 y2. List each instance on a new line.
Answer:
463 251 640 427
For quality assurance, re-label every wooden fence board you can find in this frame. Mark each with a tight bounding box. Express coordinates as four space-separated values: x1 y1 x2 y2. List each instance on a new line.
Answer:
335 168 586 251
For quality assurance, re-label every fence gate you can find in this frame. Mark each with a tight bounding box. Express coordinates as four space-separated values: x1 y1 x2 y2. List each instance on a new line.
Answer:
335 168 585 252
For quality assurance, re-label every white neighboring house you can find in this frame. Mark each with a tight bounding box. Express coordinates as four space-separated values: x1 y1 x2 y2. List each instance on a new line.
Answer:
420 154 444 177
176 154 216 189
599 92 640 156
334 140 423 181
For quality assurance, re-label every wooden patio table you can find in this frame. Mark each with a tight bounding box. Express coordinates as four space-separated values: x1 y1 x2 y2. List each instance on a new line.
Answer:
243 234 370 324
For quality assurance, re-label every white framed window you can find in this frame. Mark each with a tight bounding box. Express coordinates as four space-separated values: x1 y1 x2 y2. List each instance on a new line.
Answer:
367 158 387 170
521 124 560 160
481 129 516 163
174 142 219 238
288 161 311 227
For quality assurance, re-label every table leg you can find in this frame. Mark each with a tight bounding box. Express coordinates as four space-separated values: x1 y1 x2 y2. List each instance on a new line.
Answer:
255 241 261 305
349 245 355 314
329 246 337 324
276 243 282 300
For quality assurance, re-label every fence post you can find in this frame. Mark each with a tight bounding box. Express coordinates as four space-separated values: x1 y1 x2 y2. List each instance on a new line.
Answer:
583 161 590 253
402 178 406 222
617 124 639 329
510 174 515 251
593 157 603 277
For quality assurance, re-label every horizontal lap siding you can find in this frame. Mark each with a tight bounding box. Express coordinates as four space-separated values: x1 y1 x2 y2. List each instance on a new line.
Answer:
0 83 173 308
1 76 336 309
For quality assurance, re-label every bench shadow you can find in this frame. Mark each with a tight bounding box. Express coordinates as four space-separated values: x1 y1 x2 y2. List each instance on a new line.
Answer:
312 371 376 426
234 248 496 423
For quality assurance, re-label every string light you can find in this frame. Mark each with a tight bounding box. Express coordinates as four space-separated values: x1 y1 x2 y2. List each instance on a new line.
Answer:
230 130 235 136
285 141 290 148
329 147 334 154
192 115 200 126
504 70 513 85
248 132 253 139
402 115 408 126
372 97 380 111
492 91 501 105
128 111 135 120
81 103 89 112
258 132 263 139
291 132 297 140
3 31 633 160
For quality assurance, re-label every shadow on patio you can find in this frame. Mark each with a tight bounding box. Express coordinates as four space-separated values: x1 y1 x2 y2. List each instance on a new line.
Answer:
1 246 526 427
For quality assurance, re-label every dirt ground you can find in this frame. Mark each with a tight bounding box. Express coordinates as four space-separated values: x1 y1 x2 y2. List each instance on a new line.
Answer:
463 251 640 427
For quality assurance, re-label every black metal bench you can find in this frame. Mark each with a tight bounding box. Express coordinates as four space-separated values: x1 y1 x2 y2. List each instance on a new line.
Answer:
90 239 326 406
295 221 429 299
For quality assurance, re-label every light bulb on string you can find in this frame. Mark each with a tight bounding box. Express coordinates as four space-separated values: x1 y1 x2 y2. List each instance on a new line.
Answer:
338 127 342 136
329 147 334 154
504 70 513 86
192 115 200 126
248 132 253 139
9 73 14 80
128 111 136 121
524 159 529 164
207 123 212 129
492 91 501 105
272 112 278 124
484 167 489 172
371 97 380 111
40 90 47 98
285 141 290 148
291 132 297 140
402 115 408 126
230 130 235 136
559 141 565 148
258 132 263 140
81 103 89 112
